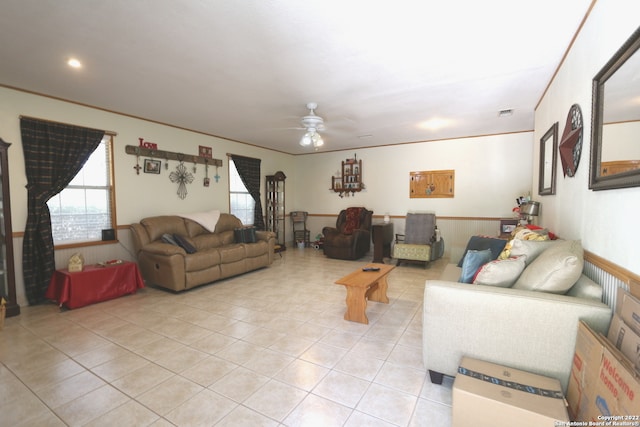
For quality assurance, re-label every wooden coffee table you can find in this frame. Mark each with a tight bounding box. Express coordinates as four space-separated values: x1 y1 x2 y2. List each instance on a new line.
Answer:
335 263 395 324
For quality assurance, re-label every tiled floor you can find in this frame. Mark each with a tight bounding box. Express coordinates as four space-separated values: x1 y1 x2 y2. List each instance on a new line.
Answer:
0 249 453 426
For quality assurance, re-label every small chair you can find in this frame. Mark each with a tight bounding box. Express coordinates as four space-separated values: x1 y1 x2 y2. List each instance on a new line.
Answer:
290 211 309 247
393 212 444 267
322 207 373 260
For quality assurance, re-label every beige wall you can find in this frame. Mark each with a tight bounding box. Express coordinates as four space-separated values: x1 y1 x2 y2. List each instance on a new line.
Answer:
533 0 640 274
3 0 639 306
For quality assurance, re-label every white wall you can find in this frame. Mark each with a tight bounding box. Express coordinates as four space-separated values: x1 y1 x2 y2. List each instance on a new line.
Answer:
293 132 533 218
533 0 640 274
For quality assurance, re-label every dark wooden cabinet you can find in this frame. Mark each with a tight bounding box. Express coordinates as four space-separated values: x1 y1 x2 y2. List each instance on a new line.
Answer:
0 138 19 317
371 222 394 263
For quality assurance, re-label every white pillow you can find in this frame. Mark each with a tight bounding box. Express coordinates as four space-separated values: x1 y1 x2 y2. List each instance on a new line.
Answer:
473 256 526 288
512 240 583 294
509 239 558 266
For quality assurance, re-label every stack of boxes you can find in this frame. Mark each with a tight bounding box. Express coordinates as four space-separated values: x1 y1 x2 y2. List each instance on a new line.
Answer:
567 289 640 421
451 289 640 425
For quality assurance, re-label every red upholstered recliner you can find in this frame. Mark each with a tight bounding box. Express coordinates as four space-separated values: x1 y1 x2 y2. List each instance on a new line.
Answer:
322 207 373 260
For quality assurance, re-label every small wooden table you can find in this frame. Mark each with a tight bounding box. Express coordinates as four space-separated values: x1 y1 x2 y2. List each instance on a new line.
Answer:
335 263 395 324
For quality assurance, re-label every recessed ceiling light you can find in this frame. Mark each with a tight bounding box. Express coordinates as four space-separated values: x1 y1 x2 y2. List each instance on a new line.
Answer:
418 117 452 130
67 58 82 69
498 109 514 117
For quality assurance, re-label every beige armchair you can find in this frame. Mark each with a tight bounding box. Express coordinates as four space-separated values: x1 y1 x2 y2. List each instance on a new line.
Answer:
393 212 444 267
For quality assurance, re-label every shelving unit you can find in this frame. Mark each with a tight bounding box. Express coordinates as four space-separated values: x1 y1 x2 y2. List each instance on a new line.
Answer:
331 157 364 197
0 138 19 317
265 171 286 253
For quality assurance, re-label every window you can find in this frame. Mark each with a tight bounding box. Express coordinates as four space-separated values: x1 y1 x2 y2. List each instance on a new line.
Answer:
229 158 255 225
47 134 116 245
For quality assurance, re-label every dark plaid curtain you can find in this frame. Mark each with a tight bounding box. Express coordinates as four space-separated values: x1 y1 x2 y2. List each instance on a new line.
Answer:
230 155 265 230
20 117 105 305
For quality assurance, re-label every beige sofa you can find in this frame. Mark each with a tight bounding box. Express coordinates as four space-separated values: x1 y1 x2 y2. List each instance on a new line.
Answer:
131 213 275 292
422 238 612 392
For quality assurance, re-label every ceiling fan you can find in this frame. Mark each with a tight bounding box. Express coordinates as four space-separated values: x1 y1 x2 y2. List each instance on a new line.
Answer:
299 102 325 149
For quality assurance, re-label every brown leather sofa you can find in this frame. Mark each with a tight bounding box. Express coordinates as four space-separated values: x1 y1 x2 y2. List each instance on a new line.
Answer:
322 207 373 260
130 213 275 292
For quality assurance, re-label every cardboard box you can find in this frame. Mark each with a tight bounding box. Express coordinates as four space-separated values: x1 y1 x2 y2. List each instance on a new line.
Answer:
617 288 640 336
607 314 640 374
567 321 640 421
452 357 569 427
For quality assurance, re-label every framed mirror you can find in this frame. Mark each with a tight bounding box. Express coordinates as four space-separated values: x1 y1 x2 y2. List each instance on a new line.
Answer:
589 26 640 191
539 122 558 195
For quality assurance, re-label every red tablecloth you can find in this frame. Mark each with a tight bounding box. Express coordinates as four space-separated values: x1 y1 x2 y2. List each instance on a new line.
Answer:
46 261 145 309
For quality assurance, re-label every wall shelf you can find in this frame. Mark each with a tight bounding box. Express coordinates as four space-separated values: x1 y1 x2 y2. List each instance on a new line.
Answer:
125 145 223 167
331 157 364 197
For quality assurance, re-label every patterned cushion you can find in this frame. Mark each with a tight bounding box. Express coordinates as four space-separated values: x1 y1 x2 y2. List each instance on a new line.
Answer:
341 207 362 235
393 244 432 262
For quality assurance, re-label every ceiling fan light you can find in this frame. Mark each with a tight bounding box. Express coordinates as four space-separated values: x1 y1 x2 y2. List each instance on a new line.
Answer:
311 131 324 147
300 132 312 146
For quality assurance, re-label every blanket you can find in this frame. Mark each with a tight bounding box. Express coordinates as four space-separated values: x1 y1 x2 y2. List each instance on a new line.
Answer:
404 212 435 245
178 209 221 232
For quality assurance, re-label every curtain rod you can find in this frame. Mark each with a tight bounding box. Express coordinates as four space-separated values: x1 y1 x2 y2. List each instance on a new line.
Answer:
226 153 261 161
19 115 117 136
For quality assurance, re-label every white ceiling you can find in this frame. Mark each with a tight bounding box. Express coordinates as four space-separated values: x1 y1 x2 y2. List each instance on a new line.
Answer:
0 0 594 154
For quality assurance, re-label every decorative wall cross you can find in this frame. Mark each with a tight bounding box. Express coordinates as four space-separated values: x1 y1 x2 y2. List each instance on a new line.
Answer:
169 161 194 199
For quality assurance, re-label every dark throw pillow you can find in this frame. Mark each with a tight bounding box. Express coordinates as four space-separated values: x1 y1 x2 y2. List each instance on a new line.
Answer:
234 226 257 243
161 233 179 246
173 234 197 254
457 236 508 267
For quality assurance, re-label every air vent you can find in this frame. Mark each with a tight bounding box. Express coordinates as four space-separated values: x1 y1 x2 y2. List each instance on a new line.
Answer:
498 109 514 117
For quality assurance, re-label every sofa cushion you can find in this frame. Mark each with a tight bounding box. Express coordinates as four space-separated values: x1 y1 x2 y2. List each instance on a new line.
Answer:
512 240 583 294
244 240 268 257
565 275 603 301
473 256 526 288
459 249 493 283
192 233 224 251
218 244 246 263
173 234 197 254
505 239 558 265
457 236 507 267
141 216 189 242
185 248 221 271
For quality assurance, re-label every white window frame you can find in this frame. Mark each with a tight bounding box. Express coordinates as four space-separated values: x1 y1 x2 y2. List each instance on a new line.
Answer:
228 158 255 225
47 134 117 247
